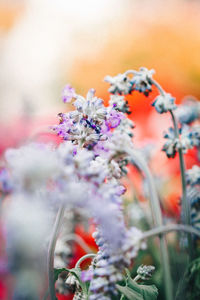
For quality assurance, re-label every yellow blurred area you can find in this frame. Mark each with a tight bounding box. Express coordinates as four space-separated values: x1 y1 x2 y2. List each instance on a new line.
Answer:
0 2 24 31
69 1 200 100
0 0 199 120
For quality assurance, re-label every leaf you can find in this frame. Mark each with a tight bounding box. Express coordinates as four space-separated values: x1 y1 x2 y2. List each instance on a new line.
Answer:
117 277 158 300
66 268 88 295
175 257 200 300
127 278 158 300
116 284 143 300
54 268 67 281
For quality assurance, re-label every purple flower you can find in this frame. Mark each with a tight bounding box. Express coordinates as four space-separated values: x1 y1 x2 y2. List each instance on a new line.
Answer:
62 84 76 103
106 110 124 129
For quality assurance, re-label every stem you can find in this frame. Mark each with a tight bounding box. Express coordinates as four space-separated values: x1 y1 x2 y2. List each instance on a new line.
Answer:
75 253 96 269
169 110 193 259
133 274 141 282
140 224 200 241
129 149 162 226
124 70 138 76
150 74 192 258
150 78 166 96
128 149 173 300
48 204 65 300
169 111 190 226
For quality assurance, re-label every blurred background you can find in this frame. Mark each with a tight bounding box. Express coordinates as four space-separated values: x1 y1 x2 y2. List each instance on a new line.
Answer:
0 0 199 203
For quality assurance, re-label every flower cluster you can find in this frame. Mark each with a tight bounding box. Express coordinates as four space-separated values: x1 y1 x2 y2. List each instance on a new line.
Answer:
175 97 200 124
136 264 155 280
84 228 146 300
130 67 155 96
104 67 154 97
162 125 200 158
185 165 200 232
53 89 125 150
152 93 176 114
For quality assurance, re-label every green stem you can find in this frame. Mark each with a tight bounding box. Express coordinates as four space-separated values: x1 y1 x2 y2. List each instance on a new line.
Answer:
151 75 192 257
169 110 193 259
133 274 141 282
48 204 65 300
128 149 173 300
140 224 200 241
169 110 190 226
75 253 96 269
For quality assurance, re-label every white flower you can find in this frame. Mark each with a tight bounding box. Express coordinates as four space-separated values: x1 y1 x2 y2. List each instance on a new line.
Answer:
104 73 132 94
131 67 155 96
186 165 200 186
74 89 107 122
106 131 133 157
152 93 176 113
109 95 126 110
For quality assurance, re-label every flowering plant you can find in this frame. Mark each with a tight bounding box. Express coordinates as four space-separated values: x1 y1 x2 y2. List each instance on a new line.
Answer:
0 67 200 300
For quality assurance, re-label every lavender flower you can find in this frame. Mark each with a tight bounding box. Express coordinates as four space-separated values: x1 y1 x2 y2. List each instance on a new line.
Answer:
87 227 146 300
162 125 200 158
190 125 200 147
109 95 131 114
104 73 132 95
162 128 178 158
152 93 176 114
186 186 200 231
175 97 200 124
137 265 155 280
54 89 118 148
186 165 200 186
62 84 76 103
131 67 155 96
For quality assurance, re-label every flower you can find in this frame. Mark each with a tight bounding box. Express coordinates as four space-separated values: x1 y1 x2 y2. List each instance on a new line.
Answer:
87 226 146 300
54 89 113 148
186 186 200 231
131 67 155 96
104 73 132 95
186 165 200 186
190 125 200 147
152 93 176 114
137 265 155 280
162 125 199 158
175 97 200 124
109 95 131 114
177 125 194 153
106 109 124 129
162 128 178 158
62 84 76 103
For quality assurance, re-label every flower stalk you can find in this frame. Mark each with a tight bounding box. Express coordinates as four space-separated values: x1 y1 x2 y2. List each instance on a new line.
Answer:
129 149 173 300
75 253 96 269
48 204 65 300
150 76 193 258
141 224 200 241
